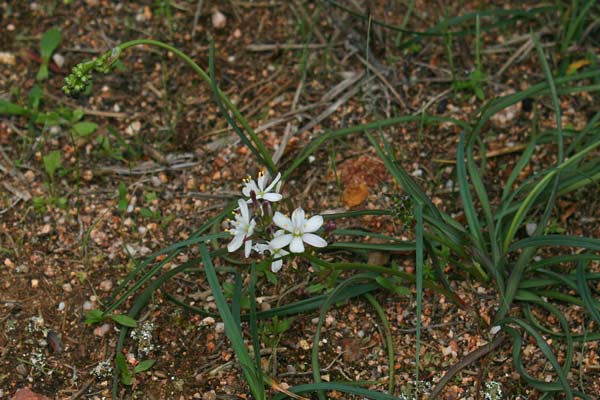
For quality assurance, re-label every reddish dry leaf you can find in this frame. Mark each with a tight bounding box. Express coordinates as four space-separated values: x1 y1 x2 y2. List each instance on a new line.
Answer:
342 183 369 207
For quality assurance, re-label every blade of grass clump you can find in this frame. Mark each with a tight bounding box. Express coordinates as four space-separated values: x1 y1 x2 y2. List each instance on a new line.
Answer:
499 108 538 203
108 201 236 307
165 280 380 320
200 242 265 399
510 235 600 252
328 241 415 252
305 254 460 299
311 274 376 400
566 112 600 154
502 137 600 254
576 260 600 326
364 293 395 395
514 292 573 373
249 264 263 383
561 0 596 53
325 0 556 41
208 40 275 174
502 321 573 398
283 114 470 181
232 271 243 328
528 253 600 272
456 131 485 251
272 382 402 399
104 232 228 316
414 202 424 395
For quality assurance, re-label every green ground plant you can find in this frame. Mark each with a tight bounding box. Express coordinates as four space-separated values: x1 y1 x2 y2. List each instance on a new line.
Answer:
63 8 600 400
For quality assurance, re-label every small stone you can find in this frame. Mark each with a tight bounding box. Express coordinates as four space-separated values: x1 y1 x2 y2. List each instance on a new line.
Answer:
215 322 225 333
16 364 28 377
39 224 52 236
3 258 15 268
81 170 93 182
0 51 16 65
233 28 242 39
325 315 335 327
24 170 35 182
52 53 65 68
62 283 73 293
212 9 226 29
299 339 310 350
526 222 537 236
31 279 39 289
57 302 66 311
202 390 217 400
99 280 113 292
200 317 215 326
82 301 95 312
43 265 55 277
151 176 162 187
125 121 142 136
94 323 112 337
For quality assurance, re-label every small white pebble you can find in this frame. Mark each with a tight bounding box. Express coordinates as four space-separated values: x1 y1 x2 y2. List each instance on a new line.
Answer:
215 322 225 333
57 302 66 311
526 222 537 236
212 9 226 29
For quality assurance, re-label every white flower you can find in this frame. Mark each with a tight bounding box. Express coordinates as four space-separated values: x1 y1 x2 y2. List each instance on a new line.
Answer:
227 199 256 257
242 171 283 202
253 230 290 272
270 208 327 253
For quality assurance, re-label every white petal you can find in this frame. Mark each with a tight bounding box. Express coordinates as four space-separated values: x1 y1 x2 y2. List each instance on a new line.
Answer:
273 229 285 238
304 215 323 233
244 239 253 258
253 243 269 254
291 208 305 228
247 219 256 236
227 234 244 253
302 233 327 248
238 199 249 221
241 185 252 198
271 259 283 273
275 247 289 257
270 234 292 249
289 236 305 253
264 172 281 193
273 212 292 230
257 173 267 190
262 193 283 202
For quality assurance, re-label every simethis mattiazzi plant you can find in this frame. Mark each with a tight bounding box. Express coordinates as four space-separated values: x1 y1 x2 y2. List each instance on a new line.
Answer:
65 30 600 399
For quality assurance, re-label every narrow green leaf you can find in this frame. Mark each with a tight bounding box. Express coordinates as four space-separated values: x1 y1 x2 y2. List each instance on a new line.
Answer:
133 359 155 374
43 150 62 178
72 121 98 137
110 314 138 328
40 28 61 60
115 353 132 385
200 242 265 398
576 260 600 326
84 309 104 324
0 99 29 116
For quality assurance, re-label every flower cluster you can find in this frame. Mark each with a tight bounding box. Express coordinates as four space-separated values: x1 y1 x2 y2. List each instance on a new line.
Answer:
226 171 327 272
63 47 121 96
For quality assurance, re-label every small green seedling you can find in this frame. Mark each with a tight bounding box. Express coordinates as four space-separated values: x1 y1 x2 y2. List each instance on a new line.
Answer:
84 309 138 328
115 353 155 385
37 28 61 81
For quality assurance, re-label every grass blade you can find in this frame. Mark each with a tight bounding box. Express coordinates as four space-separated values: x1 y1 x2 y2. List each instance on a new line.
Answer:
200 243 265 399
